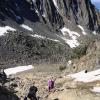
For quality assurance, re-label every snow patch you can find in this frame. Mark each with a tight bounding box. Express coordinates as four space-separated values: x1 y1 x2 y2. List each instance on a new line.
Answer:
32 0 36 3
77 25 84 31
31 34 45 39
66 39 79 48
68 60 72 65
67 60 72 66
61 37 80 48
35 10 39 14
77 25 87 35
42 12 46 17
61 27 80 38
91 87 100 93
68 69 100 83
20 24 33 32
60 27 80 48
31 34 60 43
82 31 87 35
52 0 58 9
0 26 16 36
47 38 60 42
93 31 97 35
4 65 33 76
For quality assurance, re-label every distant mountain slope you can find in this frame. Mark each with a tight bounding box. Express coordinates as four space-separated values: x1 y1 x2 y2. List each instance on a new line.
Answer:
0 0 100 69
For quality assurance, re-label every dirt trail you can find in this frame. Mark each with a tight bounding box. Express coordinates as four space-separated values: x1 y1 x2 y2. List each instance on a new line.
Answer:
48 89 100 100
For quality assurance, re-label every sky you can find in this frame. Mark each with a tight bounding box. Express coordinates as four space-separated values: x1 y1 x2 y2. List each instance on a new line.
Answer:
91 0 100 3
91 0 100 10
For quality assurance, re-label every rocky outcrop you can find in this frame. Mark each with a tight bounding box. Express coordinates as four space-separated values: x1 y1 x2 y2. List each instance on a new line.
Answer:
0 86 19 100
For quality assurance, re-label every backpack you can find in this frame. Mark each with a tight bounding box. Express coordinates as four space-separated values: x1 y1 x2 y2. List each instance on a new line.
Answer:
28 86 38 99
24 96 27 100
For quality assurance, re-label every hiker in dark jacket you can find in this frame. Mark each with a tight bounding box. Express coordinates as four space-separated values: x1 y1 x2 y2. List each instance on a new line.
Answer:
27 86 38 100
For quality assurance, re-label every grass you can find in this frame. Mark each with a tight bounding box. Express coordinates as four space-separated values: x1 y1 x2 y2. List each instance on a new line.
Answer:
33 63 66 73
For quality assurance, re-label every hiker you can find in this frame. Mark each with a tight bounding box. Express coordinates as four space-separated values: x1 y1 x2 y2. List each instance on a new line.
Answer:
27 86 38 100
0 69 7 85
48 77 55 92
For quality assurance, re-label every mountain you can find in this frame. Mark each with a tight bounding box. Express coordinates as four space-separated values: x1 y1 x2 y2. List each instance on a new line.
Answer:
92 2 100 10
0 0 100 69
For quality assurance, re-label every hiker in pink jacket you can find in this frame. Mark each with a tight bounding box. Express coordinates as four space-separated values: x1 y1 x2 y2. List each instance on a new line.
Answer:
48 77 54 92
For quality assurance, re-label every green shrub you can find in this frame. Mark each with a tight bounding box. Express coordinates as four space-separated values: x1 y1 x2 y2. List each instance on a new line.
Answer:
72 45 88 59
71 35 97 59
59 65 66 71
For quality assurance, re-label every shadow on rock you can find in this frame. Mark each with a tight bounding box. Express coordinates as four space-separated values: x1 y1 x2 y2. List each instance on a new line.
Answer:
0 86 20 100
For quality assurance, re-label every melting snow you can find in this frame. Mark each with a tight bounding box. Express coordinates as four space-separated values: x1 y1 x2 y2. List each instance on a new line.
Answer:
52 0 58 9
35 10 39 14
93 31 97 35
31 34 60 43
66 39 80 48
32 0 36 3
20 24 33 32
77 25 84 31
82 31 87 35
31 34 45 39
47 38 60 42
67 60 72 66
61 27 80 38
62 38 80 48
68 60 72 65
68 69 100 83
60 27 80 48
77 25 87 35
42 12 46 17
0 26 16 36
4 65 33 76
91 87 100 93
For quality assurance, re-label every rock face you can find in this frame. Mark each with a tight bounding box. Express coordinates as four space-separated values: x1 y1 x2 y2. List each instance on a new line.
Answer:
0 0 100 68
0 0 99 31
